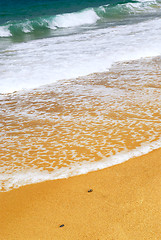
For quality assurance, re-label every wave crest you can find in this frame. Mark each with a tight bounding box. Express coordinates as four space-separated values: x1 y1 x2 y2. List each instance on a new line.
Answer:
0 26 12 37
96 0 161 18
50 9 100 28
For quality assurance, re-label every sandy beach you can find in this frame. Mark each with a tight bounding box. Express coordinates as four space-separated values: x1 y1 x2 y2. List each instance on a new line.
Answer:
0 148 161 240
1 1 161 239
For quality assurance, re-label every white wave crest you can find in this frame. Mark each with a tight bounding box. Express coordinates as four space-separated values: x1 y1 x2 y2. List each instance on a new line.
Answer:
22 20 34 33
50 8 100 28
0 26 11 37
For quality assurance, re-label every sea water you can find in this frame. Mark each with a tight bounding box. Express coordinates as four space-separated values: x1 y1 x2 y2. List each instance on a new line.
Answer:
0 0 161 191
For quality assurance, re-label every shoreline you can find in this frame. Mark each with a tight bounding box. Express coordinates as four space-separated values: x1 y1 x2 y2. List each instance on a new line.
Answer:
0 148 161 239
1 137 161 192
1 56 161 193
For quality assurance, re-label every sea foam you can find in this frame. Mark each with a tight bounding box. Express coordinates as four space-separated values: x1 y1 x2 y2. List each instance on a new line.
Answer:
1 139 161 192
0 17 161 94
51 9 100 28
0 26 12 37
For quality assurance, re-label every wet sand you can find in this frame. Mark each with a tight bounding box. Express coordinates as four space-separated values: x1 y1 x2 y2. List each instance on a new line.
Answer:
1 57 161 192
0 148 161 240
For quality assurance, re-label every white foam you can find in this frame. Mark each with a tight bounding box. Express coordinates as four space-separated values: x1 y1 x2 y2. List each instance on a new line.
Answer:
22 21 34 33
51 8 100 28
0 26 11 37
0 17 161 93
1 138 161 192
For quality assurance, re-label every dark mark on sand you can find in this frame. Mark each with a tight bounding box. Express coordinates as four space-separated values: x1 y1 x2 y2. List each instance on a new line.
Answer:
59 224 64 228
88 189 93 193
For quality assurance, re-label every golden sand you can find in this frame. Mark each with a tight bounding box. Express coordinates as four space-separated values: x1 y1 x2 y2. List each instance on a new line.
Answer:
0 148 161 240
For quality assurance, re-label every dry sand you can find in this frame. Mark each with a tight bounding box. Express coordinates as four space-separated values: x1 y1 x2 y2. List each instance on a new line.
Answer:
0 148 161 240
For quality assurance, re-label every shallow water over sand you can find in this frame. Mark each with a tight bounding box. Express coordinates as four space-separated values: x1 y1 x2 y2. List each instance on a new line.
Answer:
0 56 161 191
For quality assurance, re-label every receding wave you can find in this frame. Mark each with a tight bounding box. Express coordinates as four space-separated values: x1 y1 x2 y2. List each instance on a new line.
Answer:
1 139 161 192
0 0 160 37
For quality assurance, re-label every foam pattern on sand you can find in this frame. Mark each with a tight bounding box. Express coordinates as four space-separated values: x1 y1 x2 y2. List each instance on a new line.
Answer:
0 56 161 191
1 138 161 191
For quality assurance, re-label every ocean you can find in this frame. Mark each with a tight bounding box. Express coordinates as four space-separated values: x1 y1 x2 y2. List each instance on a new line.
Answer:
0 0 161 191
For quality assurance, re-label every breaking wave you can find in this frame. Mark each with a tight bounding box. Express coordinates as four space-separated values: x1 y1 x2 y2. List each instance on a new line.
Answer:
0 0 161 37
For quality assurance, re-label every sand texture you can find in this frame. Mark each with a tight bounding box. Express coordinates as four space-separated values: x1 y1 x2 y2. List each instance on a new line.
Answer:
0 148 161 240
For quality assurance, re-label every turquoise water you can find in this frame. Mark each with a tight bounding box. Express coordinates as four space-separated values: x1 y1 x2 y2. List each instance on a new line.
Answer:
0 0 115 22
0 0 120 39
0 0 161 41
